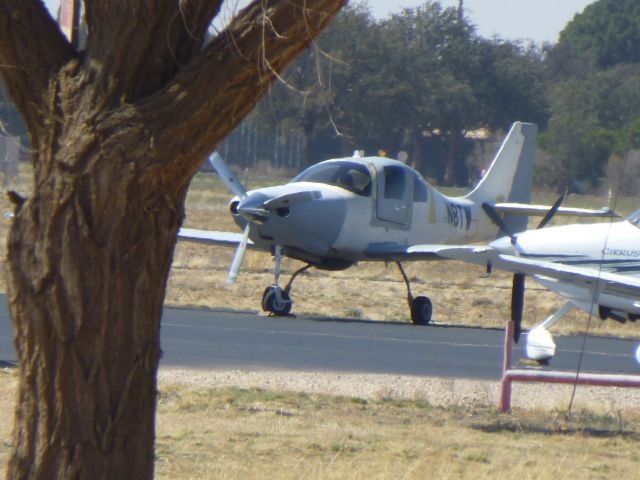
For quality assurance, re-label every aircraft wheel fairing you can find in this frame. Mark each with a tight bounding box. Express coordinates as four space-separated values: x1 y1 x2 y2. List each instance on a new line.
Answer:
411 296 432 326
262 286 292 316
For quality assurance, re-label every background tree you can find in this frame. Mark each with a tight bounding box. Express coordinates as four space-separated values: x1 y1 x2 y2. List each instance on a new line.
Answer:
538 65 640 188
541 0 640 189
252 4 381 164
379 4 548 185
550 0 640 73
230 2 549 186
0 1 345 478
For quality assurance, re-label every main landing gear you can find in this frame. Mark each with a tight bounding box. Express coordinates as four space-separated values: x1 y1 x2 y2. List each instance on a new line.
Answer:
396 262 432 326
261 246 311 316
260 248 433 325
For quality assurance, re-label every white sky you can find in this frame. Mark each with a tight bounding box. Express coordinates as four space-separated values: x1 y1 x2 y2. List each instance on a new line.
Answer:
44 0 596 44
365 0 596 44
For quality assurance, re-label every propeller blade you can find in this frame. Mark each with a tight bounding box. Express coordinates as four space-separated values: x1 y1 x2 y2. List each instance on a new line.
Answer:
511 273 525 343
536 191 566 229
209 152 247 199
482 203 515 242
227 224 250 284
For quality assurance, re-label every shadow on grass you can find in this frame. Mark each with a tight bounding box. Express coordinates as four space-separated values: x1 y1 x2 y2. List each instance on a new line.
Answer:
470 416 640 439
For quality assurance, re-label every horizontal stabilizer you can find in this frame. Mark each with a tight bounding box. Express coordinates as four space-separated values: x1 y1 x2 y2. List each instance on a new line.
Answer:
178 228 254 247
493 203 619 218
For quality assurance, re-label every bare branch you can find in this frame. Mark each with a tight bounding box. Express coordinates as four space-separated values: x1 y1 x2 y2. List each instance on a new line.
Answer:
0 0 76 135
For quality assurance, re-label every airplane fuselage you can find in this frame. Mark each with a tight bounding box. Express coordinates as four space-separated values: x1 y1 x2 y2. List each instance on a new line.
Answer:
498 218 640 319
232 157 500 268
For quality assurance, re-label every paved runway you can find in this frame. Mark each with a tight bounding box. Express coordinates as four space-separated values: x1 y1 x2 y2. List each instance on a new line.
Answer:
1 295 639 379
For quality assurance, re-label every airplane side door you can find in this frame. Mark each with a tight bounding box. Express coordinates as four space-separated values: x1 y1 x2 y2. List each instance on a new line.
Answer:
376 165 413 226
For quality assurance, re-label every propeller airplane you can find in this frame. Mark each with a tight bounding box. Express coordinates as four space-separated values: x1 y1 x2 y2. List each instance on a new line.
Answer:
432 207 640 364
178 121 614 325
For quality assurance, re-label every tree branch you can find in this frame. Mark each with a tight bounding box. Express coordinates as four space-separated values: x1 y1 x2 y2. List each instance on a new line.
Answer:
84 0 224 101
0 0 76 135
139 0 347 180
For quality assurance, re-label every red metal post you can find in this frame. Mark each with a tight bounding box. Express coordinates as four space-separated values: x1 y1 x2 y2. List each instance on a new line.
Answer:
499 320 514 413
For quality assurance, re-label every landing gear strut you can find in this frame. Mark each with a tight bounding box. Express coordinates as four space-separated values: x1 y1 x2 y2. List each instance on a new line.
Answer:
396 262 432 325
261 245 311 316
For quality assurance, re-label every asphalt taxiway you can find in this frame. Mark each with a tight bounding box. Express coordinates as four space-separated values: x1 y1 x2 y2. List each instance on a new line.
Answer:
1 295 639 378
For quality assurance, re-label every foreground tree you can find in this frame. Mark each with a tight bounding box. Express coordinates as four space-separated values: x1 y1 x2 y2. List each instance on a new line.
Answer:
0 1 345 478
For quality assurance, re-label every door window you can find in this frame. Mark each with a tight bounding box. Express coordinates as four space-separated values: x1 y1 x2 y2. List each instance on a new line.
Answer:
383 166 406 199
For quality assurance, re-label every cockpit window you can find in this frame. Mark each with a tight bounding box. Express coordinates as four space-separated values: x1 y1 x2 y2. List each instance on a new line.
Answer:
627 208 640 228
292 161 372 196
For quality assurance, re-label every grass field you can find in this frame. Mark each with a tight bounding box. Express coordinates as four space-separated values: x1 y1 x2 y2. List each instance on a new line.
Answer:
2 370 640 479
1 165 639 478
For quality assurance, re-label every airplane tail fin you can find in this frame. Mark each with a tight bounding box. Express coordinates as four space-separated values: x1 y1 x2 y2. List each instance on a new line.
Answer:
464 122 537 233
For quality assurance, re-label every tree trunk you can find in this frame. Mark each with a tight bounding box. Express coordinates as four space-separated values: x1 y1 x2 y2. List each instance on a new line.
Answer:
0 1 347 478
6 106 186 478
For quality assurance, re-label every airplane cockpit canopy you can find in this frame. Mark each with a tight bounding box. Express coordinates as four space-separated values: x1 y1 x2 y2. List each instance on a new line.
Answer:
292 161 373 196
627 208 640 228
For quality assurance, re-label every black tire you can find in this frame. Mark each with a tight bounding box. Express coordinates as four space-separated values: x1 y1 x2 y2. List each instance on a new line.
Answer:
262 286 292 316
411 296 432 326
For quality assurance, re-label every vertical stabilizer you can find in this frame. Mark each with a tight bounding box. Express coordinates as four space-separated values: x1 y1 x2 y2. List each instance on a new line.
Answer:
465 122 537 233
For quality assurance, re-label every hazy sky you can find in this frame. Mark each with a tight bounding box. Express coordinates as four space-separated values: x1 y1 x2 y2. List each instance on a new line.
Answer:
44 0 596 44
366 0 596 44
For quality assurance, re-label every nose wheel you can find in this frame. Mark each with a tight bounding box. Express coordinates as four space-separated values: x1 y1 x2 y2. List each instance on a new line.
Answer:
261 246 311 316
262 285 292 316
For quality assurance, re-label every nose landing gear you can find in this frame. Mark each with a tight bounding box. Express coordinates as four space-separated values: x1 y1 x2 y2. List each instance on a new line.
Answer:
261 245 311 316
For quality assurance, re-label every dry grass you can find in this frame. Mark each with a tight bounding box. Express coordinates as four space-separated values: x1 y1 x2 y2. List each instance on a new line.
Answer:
0 370 16 471
1 168 638 477
1 371 639 480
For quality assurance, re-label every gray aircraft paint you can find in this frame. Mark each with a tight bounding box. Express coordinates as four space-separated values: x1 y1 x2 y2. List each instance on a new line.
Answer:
222 122 538 266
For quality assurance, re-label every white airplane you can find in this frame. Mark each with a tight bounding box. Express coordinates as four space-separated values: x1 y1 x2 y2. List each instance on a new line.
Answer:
429 208 640 363
179 122 613 323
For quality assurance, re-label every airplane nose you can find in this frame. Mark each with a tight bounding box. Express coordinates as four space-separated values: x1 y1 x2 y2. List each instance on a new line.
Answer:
489 235 517 254
236 192 270 223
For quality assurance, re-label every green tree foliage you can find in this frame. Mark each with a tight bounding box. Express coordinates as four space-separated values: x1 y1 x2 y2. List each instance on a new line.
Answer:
539 65 640 188
249 2 549 186
553 0 640 72
541 0 640 189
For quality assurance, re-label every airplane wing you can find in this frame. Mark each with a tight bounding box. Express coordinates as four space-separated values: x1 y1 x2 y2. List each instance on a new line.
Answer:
430 246 640 299
178 228 255 248
493 203 618 218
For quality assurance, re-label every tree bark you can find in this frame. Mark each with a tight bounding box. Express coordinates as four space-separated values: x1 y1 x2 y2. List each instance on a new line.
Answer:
6 117 182 478
0 1 346 478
